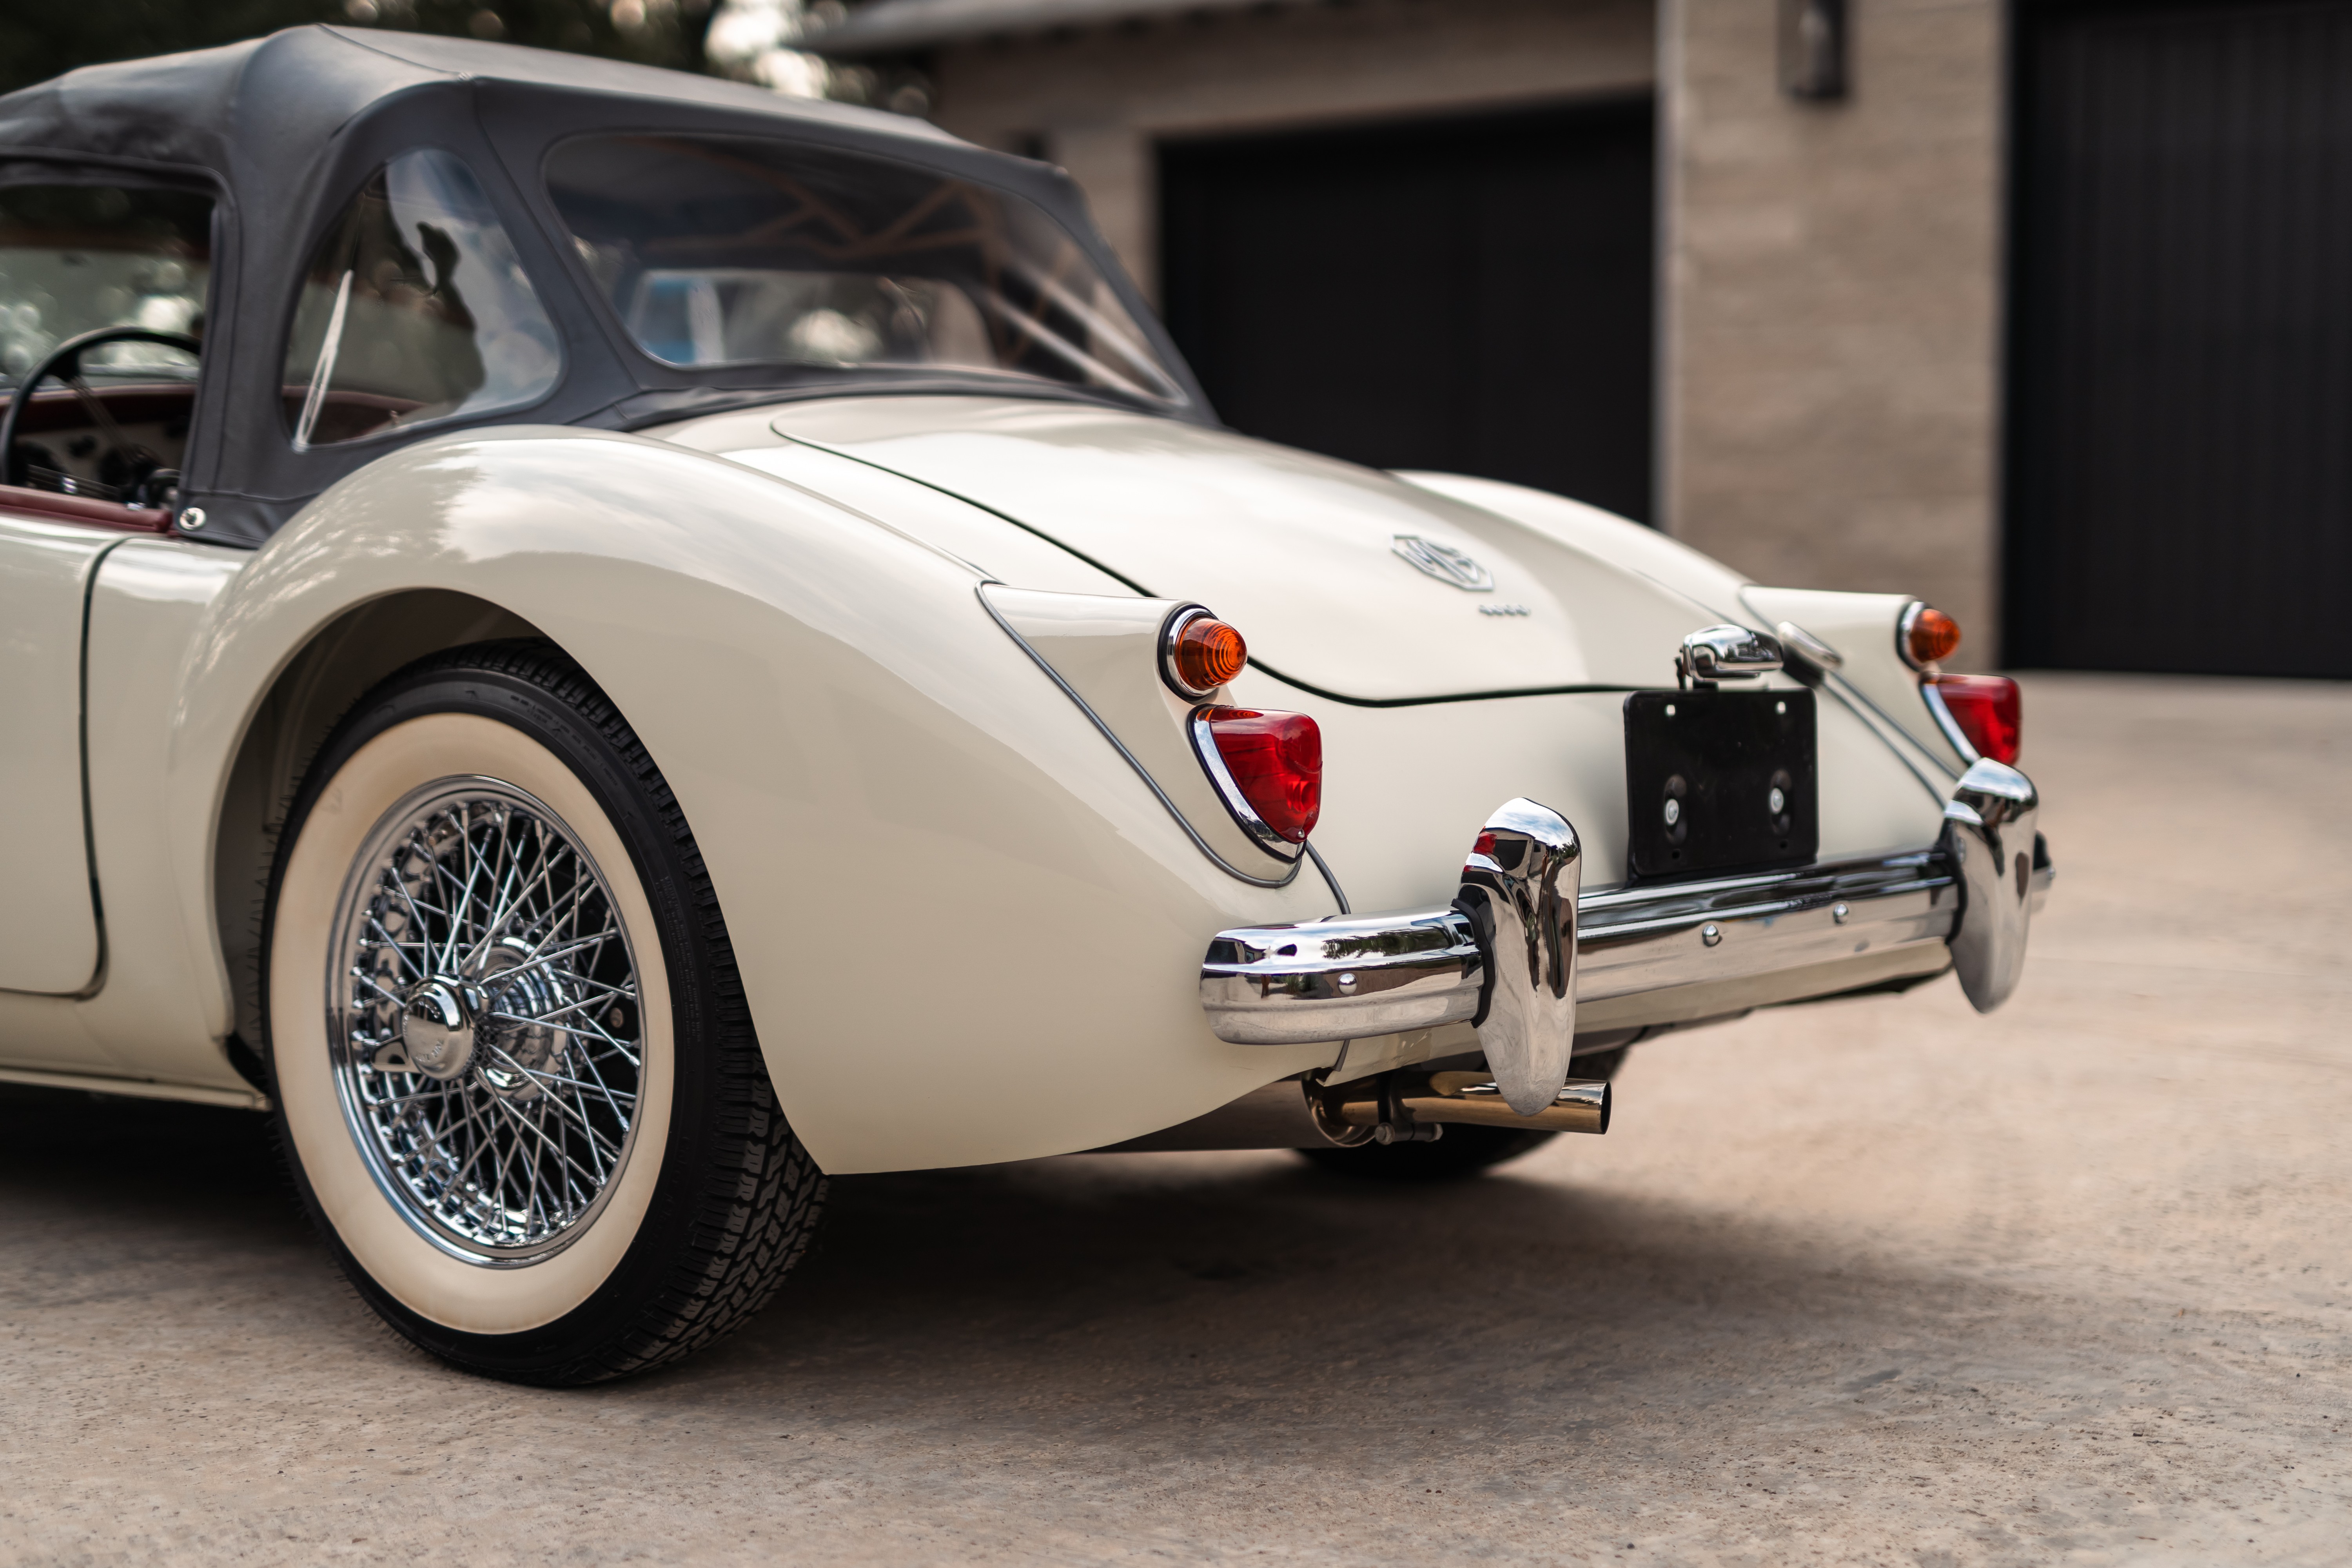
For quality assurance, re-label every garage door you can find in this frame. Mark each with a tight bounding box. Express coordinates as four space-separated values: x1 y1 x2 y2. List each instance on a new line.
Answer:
1159 98 1655 523
2008 0 2352 676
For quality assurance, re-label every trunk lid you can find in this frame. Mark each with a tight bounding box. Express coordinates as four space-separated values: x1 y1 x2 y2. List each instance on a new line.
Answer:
768 396 1720 703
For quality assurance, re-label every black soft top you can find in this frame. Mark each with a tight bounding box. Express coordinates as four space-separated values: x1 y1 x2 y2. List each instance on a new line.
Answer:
0 27 1198 545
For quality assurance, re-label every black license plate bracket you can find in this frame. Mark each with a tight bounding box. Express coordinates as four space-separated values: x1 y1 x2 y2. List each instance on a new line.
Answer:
1623 688 1818 881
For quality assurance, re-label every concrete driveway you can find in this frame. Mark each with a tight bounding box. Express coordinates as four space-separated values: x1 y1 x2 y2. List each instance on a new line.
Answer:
2 674 2346 1565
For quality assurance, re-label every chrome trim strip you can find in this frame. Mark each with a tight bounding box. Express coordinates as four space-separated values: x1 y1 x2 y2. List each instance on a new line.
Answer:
1200 849 1960 1046
1188 706 1306 864
1919 678 1982 765
1897 599 1931 671
976 584 1303 890
1157 602 1220 698
1774 620 1844 670
1816 666 1963 802
1575 851 1944 938
0 1063 269 1112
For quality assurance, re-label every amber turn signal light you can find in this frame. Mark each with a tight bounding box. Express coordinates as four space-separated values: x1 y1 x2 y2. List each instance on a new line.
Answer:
1902 604 1962 669
1165 609 1248 697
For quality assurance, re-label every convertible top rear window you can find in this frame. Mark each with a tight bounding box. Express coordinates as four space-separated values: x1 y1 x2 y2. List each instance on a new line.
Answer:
544 134 1183 406
284 150 562 448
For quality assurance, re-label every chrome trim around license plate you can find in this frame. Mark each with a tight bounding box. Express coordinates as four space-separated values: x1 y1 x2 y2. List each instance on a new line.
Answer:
1200 850 1966 1046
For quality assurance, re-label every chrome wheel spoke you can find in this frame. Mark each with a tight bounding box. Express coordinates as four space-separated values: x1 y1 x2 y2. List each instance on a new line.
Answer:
329 780 644 1261
477 1037 635 1123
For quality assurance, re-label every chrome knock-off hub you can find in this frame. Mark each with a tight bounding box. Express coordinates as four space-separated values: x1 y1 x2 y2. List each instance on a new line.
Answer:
400 978 477 1080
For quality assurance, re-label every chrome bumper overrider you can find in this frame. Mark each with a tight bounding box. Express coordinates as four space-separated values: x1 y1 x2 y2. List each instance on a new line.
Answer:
1201 781 2052 1058
1942 758 2042 1013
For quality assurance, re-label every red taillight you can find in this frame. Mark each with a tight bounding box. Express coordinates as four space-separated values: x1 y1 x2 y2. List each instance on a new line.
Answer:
1197 706 1322 843
1932 674 2022 764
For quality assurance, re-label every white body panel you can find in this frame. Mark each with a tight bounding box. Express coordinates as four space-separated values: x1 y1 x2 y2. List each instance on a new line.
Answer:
750 397 1733 701
0 398 1972 1170
85 541 249 1073
979 585 1278 879
1392 470 1755 619
1740 584 1971 775
0 515 107 995
6 428 1345 1167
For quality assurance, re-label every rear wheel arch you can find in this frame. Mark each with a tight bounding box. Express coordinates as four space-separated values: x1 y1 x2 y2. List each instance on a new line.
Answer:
212 590 547 1074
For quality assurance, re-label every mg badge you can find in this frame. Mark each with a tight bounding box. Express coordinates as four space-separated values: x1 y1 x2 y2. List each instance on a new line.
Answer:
1391 535 1495 592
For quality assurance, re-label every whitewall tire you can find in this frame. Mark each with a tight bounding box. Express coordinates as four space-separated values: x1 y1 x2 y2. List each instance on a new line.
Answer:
264 642 823 1383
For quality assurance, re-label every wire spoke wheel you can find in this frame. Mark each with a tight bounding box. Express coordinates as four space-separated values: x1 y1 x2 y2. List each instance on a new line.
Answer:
329 778 644 1263
272 645 824 1383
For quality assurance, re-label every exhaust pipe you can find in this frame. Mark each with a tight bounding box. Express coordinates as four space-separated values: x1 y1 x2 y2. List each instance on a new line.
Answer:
1312 1070 1611 1145
1086 1071 1613 1153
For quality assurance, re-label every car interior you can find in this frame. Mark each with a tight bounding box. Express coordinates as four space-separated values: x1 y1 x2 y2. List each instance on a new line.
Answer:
0 180 211 531
4 381 193 504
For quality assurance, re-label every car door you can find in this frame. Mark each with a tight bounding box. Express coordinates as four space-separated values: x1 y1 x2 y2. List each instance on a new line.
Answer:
0 515 112 993
0 176 212 998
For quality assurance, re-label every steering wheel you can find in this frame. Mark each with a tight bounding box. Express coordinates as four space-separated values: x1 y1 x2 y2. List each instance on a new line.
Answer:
0 325 201 503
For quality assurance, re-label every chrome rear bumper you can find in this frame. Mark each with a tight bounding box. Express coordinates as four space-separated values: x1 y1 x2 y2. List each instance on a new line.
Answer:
1201 840 2049 1047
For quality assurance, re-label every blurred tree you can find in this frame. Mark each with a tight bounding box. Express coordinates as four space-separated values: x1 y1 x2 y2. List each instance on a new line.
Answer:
0 0 716 96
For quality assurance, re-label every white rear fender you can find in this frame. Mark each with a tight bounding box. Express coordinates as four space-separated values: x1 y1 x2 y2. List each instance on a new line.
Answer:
171 428 1342 1171
1395 475 1970 784
1739 584 1971 776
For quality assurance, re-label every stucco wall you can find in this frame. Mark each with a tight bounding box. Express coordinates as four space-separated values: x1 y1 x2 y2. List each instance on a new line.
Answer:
1663 0 2005 662
924 0 1656 301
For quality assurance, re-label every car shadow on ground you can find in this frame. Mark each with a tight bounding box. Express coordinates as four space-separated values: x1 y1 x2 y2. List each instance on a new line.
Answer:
0 1083 296 1225
0 1082 2028 1453
653 1149 2027 1456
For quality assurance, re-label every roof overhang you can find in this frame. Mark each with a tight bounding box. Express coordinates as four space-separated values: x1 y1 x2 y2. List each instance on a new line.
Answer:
802 0 1326 57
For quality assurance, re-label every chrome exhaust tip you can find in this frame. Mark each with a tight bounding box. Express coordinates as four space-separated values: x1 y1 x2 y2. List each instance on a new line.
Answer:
1310 1070 1611 1145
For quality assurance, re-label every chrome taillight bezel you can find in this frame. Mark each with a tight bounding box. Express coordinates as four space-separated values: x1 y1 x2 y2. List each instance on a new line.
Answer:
1187 706 1316 862
1898 600 1964 673
1920 677 1980 763
1897 600 1933 672
1160 603 1241 699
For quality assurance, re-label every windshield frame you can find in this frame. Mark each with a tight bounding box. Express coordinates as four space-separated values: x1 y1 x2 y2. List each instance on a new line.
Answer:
535 127 1203 422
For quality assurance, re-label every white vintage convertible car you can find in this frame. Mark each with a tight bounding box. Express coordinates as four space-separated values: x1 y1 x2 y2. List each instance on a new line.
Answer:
0 29 2048 1383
